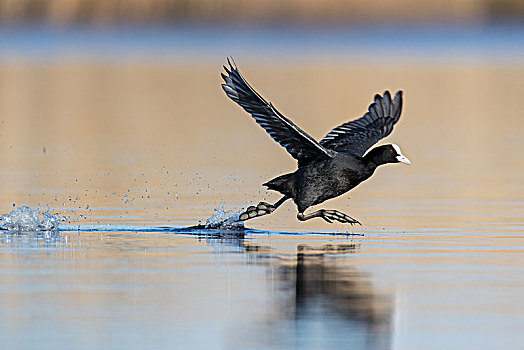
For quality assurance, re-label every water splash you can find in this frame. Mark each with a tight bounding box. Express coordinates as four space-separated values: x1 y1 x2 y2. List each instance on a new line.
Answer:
1 206 65 231
205 203 244 230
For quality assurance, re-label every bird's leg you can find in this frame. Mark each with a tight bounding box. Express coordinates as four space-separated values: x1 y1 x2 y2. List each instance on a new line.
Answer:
237 196 289 222
297 209 361 225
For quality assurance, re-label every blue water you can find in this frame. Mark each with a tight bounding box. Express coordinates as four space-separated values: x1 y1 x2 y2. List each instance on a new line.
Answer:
2 219 523 350
2 24 524 62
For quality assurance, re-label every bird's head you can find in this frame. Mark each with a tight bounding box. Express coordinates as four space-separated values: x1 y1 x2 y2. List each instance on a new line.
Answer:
385 144 411 164
368 144 411 165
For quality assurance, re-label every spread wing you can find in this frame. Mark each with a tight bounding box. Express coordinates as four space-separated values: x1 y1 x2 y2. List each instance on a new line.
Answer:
221 58 331 166
319 91 403 156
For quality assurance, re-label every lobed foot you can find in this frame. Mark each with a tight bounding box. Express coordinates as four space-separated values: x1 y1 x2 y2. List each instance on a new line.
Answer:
298 209 362 225
238 202 274 222
320 210 361 225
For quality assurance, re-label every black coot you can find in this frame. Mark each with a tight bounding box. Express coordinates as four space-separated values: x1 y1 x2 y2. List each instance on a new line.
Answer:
221 59 410 224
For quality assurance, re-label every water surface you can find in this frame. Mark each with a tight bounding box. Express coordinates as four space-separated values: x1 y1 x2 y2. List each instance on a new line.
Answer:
0 28 523 349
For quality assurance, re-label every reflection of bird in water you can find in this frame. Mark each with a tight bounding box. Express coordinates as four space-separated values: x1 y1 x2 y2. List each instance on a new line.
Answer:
205 235 393 349
222 58 410 225
275 244 393 349
294 245 389 320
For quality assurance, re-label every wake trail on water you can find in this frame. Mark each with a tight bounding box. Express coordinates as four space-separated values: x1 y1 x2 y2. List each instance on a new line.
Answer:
0 204 358 236
0 203 246 233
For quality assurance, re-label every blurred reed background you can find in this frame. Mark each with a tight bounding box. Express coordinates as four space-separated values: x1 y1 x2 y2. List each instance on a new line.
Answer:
1 0 523 25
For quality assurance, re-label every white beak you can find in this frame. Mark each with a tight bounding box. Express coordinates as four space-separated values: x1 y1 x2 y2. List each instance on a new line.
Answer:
392 144 411 165
396 154 411 165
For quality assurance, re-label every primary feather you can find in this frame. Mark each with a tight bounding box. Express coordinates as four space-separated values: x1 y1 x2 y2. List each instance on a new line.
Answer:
221 58 331 166
319 91 403 156
221 59 403 164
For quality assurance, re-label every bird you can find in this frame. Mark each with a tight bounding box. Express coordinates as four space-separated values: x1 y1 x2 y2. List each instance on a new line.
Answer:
221 58 410 225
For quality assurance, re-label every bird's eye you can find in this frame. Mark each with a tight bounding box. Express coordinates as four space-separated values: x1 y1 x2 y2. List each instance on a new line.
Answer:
389 149 393 153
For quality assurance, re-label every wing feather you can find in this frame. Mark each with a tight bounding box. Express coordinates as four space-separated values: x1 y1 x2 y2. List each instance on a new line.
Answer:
221 58 331 166
319 91 403 156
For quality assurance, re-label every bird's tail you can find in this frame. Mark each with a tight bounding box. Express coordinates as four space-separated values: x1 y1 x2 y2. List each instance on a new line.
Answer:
263 173 295 198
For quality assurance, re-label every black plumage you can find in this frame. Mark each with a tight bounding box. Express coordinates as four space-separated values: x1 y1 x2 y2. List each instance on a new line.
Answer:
221 58 410 224
319 91 403 156
221 58 332 167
